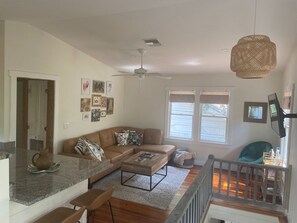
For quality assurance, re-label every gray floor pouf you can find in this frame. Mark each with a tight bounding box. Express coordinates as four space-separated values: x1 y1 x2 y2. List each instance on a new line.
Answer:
173 149 194 169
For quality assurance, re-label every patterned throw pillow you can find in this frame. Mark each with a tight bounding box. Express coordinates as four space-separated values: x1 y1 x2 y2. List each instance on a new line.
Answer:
74 138 105 161
127 131 143 146
115 132 129 146
84 139 105 161
74 138 91 155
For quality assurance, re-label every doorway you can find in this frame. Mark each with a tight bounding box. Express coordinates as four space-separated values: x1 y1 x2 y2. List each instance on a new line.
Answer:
16 78 55 153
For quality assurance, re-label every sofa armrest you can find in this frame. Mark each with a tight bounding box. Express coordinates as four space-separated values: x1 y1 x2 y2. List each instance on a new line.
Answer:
59 152 95 160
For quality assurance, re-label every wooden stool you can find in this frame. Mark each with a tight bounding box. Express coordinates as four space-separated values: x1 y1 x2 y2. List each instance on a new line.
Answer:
70 187 115 223
33 206 86 223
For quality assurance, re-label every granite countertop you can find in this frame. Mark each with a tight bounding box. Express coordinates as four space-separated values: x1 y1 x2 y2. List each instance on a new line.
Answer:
8 149 112 206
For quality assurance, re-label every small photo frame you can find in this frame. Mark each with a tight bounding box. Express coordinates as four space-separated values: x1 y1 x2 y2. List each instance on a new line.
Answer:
101 96 107 108
81 78 91 95
80 98 91 112
107 97 114 115
243 102 268 123
92 95 101 107
100 110 107 117
106 81 113 95
82 112 90 121
91 109 100 122
92 80 105 94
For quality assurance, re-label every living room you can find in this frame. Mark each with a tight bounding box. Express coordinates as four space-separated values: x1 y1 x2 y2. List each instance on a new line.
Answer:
1 0 297 222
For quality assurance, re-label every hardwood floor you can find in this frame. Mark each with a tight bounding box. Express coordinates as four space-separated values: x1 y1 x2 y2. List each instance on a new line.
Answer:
92 165 285 223
93 166 201 223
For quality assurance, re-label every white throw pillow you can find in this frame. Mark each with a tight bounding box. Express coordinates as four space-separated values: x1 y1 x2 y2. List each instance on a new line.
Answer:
115 132 129 146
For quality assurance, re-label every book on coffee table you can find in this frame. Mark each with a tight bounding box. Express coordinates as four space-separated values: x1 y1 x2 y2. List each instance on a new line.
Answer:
139 152 155 159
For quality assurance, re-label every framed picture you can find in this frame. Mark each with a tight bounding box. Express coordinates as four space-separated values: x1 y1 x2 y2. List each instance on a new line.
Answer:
106 81 113 95
92 95 101 107
81 78 91 95
243 102 268 123
80 98 91 112
100 110 107 117
82 112 90 121
107 97 114 115
92 80 105 93
101 96 107 108
91 109 100 122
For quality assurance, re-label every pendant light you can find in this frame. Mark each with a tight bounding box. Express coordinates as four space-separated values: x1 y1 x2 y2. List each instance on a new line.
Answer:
230 0 276 79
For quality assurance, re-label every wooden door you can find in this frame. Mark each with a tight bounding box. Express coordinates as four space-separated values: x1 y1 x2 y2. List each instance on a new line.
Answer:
46 80 54 153
16 78 29 149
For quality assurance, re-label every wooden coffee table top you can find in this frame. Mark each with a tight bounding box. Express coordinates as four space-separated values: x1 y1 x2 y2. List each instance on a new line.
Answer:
121 151 167 176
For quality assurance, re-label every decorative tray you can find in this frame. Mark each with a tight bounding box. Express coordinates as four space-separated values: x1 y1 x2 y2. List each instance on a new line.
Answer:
27 162 60 174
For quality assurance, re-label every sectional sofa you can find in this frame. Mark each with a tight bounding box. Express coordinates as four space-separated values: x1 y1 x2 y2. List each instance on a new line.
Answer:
61 126 176 186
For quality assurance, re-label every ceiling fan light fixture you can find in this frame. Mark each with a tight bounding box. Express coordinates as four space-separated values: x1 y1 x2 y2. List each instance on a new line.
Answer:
230 35 276 79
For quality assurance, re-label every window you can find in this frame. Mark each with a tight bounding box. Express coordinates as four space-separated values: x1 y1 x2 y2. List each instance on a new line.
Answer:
199 90 229 144
168 90 195 139
166 88 230 144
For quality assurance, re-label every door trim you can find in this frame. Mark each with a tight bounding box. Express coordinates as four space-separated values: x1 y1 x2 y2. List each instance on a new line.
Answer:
9 70 60 153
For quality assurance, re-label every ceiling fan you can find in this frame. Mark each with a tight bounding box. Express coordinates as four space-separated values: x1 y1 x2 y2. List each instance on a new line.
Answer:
113 48 172 80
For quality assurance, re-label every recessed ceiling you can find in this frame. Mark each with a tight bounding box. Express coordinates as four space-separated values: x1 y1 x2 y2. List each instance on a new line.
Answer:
1 0 297 76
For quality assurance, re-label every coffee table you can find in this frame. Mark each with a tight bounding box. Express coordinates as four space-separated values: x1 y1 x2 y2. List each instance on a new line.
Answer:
121 151 168 191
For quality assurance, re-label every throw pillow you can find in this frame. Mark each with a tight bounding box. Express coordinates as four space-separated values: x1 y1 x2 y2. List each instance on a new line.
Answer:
127 131 143 146
115 132 129 146
74 138 105 161
74 138 91 155
84 139 105 161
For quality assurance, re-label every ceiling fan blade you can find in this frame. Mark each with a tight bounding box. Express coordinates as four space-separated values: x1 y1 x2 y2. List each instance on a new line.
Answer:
146 73 172 79
112 73 136 77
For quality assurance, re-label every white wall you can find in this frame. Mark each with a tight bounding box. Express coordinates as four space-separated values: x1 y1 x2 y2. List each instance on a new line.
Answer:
282 42 297 223
0 21 5 142
123 73 282 164
2 21 126 152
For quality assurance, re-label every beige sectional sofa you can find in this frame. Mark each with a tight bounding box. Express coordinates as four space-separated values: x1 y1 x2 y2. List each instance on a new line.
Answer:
61 126 175 186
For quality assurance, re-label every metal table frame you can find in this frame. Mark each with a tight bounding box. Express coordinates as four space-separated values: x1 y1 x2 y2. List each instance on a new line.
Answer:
121 164 167 191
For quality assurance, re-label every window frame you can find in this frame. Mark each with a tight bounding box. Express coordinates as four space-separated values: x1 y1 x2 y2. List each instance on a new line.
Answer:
165 87 232 145
166 88 196 140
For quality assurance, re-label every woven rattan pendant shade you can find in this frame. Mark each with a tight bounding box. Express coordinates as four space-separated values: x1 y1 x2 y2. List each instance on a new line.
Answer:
230 35 276 79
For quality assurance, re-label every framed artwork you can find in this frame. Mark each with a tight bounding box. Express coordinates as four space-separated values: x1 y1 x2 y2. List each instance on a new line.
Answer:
101 96 107 108
80 98 91 112
243 102 267 123
82 112 90 121
92 95 101 107
107 97 114 115
100 110 107 117
106 81 113 95
92 80 105 93
81 78 91 95
91 109 100 122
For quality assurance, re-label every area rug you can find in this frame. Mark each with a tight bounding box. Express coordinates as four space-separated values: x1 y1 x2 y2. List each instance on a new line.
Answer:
92 166 190 210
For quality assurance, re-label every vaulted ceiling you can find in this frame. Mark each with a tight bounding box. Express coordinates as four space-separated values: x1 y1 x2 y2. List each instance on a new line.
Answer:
1 0 297 77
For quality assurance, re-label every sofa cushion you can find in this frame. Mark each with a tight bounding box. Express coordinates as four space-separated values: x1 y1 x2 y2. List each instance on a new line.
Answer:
63 137 79 154
136 144 176 156
99 127 123 148
115 132 129 146
84 132 101 146
143 128 163 145
104 150 124 163
104 145 135 156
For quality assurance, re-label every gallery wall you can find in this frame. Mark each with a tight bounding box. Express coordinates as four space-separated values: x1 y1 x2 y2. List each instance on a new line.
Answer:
1 21 125 153
122 72 283 164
